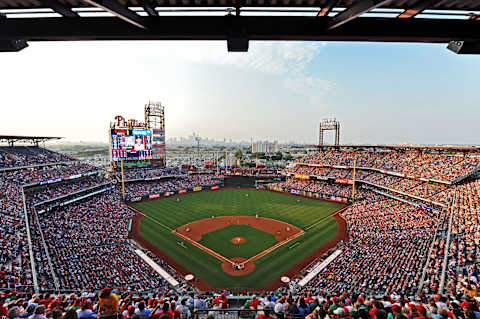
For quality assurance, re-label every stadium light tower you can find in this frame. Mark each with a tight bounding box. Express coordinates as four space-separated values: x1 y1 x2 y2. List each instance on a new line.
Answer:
319 118 340 146
195 136 201 163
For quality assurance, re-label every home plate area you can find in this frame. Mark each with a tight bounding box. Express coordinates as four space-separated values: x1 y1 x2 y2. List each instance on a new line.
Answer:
172 215 304 276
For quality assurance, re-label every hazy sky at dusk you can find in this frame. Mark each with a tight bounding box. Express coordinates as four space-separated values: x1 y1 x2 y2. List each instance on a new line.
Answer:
0 40 479 144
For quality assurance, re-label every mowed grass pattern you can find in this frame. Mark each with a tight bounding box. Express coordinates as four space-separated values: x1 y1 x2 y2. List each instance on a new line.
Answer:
133 189 344 288
198 225 278 259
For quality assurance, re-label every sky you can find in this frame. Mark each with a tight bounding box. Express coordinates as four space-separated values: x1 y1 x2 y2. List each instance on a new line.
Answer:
0 40 479 145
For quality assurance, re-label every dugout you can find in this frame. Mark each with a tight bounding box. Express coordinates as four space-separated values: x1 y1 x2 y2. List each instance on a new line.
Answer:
224 175 255 188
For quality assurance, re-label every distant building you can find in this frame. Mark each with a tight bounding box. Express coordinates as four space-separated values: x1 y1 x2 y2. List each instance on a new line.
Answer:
225 153 237 167
251 140 279 154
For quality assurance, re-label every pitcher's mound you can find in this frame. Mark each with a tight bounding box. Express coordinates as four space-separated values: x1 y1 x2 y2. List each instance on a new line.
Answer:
222 257 255 276
230 237 246 245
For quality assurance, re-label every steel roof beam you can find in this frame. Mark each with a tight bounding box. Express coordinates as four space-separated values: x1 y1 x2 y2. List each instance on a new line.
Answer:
138 0 159 16
327 0 391 30
81 0 148 29
317 0 339 17
397 0 439 18
40 0 79 17
1 16 480 44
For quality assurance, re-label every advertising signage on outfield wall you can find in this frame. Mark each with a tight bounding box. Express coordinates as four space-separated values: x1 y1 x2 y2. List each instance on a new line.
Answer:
193 186 203 192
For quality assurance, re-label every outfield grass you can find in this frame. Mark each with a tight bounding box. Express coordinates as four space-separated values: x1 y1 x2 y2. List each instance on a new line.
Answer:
198 225 278 259
132 189 344 289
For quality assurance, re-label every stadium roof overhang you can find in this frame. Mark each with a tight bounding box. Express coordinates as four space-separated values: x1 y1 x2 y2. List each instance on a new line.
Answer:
1 0 480 52
0 135 63 146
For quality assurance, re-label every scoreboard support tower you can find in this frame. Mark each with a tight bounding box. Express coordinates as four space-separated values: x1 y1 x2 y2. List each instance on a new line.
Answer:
319 118 340 146
145 102 166 167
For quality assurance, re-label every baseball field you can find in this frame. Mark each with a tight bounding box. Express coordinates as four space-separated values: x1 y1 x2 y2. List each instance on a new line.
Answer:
130 188 346 289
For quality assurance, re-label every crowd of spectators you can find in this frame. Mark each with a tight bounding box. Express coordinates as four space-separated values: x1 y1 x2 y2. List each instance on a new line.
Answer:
304 195 437 295
2 286 480 319
30 190 181 292
273 179 365 199
1 164 97 186
296 150 479 182
0 173 32 291
24 176 109 205
0 147 73 169
446 179 480 297
113 168 185 182
124 175 220 198
287 166 450 205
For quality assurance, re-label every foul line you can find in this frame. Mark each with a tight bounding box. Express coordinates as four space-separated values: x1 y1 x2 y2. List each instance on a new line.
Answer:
239 230 304 266
172 230 231 264
304 207 347 231
129 206 173 232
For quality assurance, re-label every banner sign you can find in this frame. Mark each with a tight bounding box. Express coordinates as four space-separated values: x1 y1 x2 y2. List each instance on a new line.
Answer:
40 178 62 185
211 185 219 190
179 189 187 194
123 161 151 167
193 186 202 192
149 193 160 199
334 178 353 185
130 196 142 202
290 189 301 195
294 173 310 180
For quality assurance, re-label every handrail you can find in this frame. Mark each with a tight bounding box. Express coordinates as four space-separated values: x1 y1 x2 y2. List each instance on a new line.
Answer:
21 187 39 293
32 207 60 290
439 187 456 294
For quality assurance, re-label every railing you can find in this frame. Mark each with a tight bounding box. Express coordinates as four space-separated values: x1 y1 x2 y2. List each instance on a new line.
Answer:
439 187 456 294
21 187 39 293
32 207 60 290
0 161 79 173
417 206 447 294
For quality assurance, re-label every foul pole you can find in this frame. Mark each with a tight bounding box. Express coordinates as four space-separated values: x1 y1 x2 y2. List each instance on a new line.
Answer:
351 159 356 203
121 159 126 200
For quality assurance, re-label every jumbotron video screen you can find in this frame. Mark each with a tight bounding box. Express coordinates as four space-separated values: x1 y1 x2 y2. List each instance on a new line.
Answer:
111 128 152 161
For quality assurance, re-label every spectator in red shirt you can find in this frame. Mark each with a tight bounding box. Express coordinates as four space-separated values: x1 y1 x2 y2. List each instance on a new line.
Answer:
0 298 8 318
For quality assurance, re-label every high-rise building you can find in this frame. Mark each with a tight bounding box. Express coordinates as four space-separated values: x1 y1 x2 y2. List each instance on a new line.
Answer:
251 140 279 154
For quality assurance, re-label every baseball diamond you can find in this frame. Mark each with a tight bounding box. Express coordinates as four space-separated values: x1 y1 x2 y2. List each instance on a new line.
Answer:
129 188 347 290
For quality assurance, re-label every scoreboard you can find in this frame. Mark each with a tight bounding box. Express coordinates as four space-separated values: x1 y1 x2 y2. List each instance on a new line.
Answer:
110 128 153 161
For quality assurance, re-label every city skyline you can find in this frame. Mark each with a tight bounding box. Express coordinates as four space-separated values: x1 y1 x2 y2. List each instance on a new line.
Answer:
1 41 479 145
